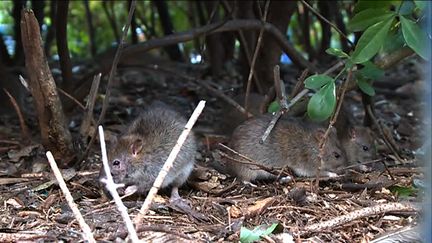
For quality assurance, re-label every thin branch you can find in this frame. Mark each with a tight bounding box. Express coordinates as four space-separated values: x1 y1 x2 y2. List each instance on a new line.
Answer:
300 0 354 48
45 151 96 243
134 100 206 225
80 73 101 138
245 0 270 110
314 67 352 189
3 88 31 143
302 202 418 233
81 1 136 166
122 19 317 72
98 126 139 242
57 87 85 110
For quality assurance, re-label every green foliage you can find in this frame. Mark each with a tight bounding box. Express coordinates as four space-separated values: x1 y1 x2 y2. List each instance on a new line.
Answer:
389 185 418 198
267 100 281 113
348 9 395 32
359 61 384 80
351 17 395 64
353 0 398 13
240 223 278 243
356 76 376 96
307 81 336 122
400 15 429 60
304 74 334 90
326 48 349 58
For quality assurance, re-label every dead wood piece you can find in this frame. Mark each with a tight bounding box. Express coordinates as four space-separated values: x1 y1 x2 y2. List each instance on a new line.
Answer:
0 232 55 242
302 202 419 234
20 9 74 167
3 88 30 144
79 73 101 140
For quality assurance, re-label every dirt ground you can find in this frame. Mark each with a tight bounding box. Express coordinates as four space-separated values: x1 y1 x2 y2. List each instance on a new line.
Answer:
0 57 427 242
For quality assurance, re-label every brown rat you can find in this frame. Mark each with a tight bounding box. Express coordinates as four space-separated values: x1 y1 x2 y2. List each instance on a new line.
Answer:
333 106 377 170
226 114 347 181
98 102 197 196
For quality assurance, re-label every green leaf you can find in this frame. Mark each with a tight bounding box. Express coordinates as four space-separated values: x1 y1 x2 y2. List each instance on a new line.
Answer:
400 15 430 60
351 17 395 64
389 185 418 198
304 74 334 91
353 0 399 13
326 48 349 58
307 82 336 122
268 101 281 113
382 30 406 54
357 76 376 96
240 224 279 243
359 61 384 80
348 9 395 32
414 0 427 11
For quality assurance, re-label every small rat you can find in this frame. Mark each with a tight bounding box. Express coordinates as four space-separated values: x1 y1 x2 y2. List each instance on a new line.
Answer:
333 106 377 171
99 102 197 199
226 114 347 181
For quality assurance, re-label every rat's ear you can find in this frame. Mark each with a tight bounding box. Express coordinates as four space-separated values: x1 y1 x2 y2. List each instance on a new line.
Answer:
314 128 326 141
130 138 144 156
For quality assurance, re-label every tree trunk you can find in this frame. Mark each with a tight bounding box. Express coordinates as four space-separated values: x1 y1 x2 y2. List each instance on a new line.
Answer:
203 1 224 75
56 0 74 92
128 0 138 44
13 0 27 66
0 34 12 66
153 0 184 62
44 0 56 57
253 1 297 94
318 1 332 57
299 1 315 61
84 0 97 57
21 9 75 167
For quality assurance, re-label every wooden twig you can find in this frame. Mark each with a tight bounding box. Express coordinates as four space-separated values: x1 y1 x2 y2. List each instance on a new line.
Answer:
218 143 290 178
260 88 310 144
366 105 404 163
3 88 30 143
314 68 353 189
98 126 139 242
300 0 354 47
57 87 85 110
81 1 136 166
244 0 270 110
122 19 317 72
134 100 206 225
45 151 96 243
79 73 101 138
302 202 418 233
221 0 263 94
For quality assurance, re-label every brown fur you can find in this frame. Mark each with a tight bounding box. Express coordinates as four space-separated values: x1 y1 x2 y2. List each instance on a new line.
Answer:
98 102 197 194
227 114 347 181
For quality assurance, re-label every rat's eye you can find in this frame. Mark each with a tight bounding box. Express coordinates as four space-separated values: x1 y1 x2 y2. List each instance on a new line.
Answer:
362 146 369 151
112 159 121 166
333 152 341 159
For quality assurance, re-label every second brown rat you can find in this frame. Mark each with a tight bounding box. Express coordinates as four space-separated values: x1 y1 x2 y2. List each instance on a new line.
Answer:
98 102 197 198
333 105 377 171
217 93 376 172
226 114 348 181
